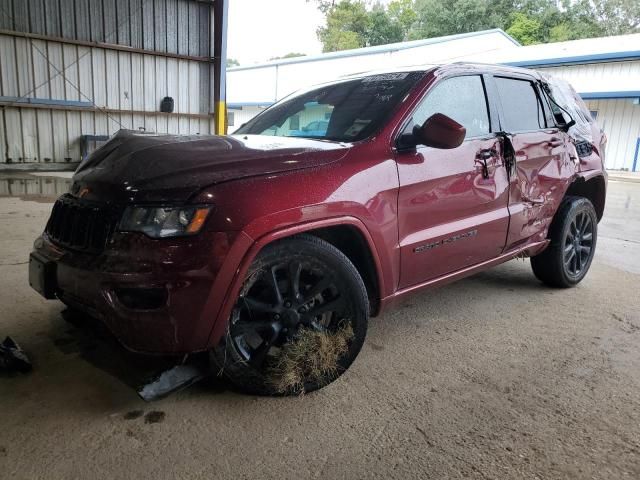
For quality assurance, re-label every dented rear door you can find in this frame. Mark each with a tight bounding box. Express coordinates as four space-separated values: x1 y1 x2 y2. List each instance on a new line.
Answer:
491 75 575 251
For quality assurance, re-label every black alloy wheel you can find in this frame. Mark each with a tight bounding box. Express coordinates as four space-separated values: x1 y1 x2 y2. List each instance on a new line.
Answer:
531 196 598 288
563 210 594 279
211 235 368 395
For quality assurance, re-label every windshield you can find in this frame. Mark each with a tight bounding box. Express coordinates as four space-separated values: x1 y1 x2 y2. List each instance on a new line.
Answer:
235 71 425 142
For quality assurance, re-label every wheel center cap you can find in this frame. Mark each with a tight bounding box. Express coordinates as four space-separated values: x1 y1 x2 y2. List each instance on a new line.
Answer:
283 309 300 326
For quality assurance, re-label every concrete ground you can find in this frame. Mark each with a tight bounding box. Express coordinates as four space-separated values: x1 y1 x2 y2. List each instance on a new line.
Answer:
1 174 639 480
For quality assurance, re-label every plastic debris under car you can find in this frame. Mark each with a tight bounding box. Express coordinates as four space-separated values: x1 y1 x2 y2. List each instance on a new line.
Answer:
0 336 32 373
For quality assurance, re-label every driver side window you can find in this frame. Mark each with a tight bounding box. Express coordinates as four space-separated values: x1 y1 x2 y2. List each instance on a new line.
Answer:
408 75 490 139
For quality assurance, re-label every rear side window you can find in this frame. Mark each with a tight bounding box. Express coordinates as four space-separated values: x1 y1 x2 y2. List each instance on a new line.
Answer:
407 75 490 138
494 77 546 132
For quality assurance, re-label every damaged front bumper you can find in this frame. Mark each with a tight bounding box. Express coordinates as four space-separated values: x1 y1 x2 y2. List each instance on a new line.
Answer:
29 230 236 355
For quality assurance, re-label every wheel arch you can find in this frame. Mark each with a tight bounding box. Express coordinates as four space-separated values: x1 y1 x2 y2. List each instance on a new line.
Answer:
206 217 385 348
565 174 606 221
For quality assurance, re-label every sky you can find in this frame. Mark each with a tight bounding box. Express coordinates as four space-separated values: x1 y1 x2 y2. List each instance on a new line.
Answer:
227 0 326 66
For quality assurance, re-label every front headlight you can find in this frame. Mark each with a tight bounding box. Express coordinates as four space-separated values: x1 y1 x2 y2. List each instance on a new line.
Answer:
118 206 211 238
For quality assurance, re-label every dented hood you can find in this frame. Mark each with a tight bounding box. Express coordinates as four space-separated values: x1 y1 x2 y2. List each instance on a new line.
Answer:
72 130 351 203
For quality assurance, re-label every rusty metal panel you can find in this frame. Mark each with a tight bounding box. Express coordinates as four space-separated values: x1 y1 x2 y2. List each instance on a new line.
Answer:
62 44 80 101
188 60 198 114
167 114 178 134
118 51 132 110
31 39 49 97
178 116 188 134
156 114 168 134
198 2 210 57
11 0 28 31
28 0 46 35
44 0 61 37
75 0 91 41
131 52 144 111
116 0 130 46
166 56 179 111
143 54 156 110
92 48 107 107
144 113 157 133
80 111 94 136
154 0 167 52
188 0 198 57
21 110 38 162
77 46 93 102
37 110 54 161
142 0 155 50
177 0 188 56
104 50 119 108
0 35 18 96
15 37 34 96
155 56 167 108
130 0 143 48
3 107 23 162
95 111 108 136
0 109 6 161
103 0 118 43
51 110 67 160
198 63 210 114
177 59 188 113
66 110 81 160
47 43 65 100
0 0 12 30
166 0 177 54
89 0 104 41
132 112 144 131
60 0 76 38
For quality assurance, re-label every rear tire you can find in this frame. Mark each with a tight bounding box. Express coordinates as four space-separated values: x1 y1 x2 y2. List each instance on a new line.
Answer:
531 196 598 288
211 234 368 395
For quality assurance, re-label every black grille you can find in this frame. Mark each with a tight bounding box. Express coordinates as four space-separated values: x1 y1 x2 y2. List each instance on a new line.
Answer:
45 194 119 253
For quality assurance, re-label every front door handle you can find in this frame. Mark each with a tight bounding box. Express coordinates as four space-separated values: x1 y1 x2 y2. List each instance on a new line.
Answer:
475 149 496 179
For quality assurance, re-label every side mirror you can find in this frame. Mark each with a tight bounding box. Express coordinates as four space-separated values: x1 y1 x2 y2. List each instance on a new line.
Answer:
413 113 466 149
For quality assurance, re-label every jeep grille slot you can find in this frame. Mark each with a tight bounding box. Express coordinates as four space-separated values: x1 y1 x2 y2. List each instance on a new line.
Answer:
45 194 118 253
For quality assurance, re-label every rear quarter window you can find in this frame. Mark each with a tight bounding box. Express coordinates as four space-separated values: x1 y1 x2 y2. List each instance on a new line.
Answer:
494 77 547 132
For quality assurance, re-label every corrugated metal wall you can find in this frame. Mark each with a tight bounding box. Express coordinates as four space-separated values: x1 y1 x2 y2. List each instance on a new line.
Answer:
584 98 640 171
227 31 519 105
0 0 215 169
537 61 640 171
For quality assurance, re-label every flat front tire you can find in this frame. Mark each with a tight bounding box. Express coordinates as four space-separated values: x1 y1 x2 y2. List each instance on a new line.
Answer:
211 234 368 395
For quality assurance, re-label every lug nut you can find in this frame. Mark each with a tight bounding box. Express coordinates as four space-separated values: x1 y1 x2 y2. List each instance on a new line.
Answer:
298 306 307 313
274 314 280 320
284 301 292 308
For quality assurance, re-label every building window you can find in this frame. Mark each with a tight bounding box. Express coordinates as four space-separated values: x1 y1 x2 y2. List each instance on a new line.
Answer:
589 110 598 121
228 111 235 126
289 114 300 130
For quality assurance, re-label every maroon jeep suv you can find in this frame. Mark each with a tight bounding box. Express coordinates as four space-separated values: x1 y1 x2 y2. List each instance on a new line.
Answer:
30 64 606 395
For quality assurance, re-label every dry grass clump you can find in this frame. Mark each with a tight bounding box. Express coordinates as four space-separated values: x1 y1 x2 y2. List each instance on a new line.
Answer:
268 323 354 395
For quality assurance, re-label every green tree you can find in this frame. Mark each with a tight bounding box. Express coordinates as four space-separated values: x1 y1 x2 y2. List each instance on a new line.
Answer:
312 0 640 53
317 0 370 51
367 3 405 45
227 58 240 67
575 0 639 36
409 0 501 40
506 12 543 45
387 0 418 38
